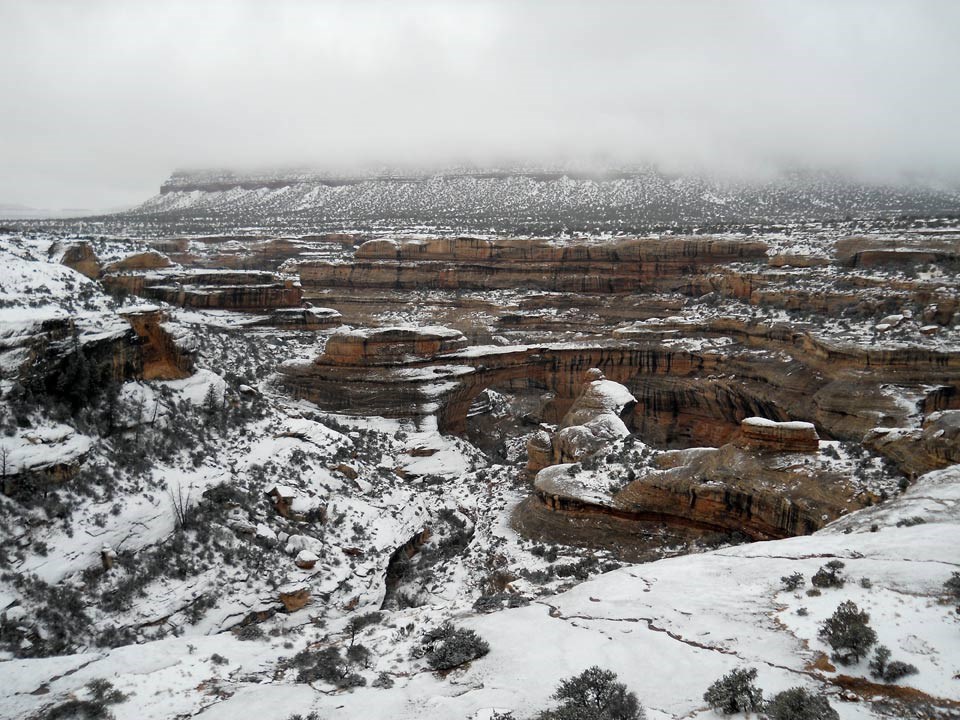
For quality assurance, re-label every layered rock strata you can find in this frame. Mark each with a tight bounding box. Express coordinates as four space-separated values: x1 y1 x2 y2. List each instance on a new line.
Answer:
321 326 468 365
281 321 960 449
104 269 303 311
533 438 862 541
120 309 196 380
737 416 820 453
864 410 960 476
298 236 768 293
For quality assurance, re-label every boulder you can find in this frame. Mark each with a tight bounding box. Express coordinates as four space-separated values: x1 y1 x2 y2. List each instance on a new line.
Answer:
279 584 311 612
738 417 819 453
295 550 319 570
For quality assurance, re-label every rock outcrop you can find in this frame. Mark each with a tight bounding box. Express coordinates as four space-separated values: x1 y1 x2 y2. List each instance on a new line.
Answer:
255 307 343 331
526 369 636 473
57 241 101 279
737 417 820 453
864 410 960 476
104 269 303 311
321 325 468 365
121 309 196 380
298 236 768 293
533 436 868 541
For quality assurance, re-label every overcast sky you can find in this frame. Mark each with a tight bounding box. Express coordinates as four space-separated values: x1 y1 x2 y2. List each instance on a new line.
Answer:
1 0 958 209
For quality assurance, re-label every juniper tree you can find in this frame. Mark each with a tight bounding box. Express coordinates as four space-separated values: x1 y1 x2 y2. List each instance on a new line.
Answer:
868 645 918 683
819 601 877 664
811 560 845 589
702 667 764 716
536 666 644 720
764 687 839 720
423 623 489 671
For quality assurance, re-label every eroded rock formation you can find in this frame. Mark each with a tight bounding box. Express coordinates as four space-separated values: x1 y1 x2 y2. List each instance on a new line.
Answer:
121 309 196 380
298 236 768 293
864 410 960 476
104 269 303 311
322 325 468 365
526 369 636 473
737 417 820 453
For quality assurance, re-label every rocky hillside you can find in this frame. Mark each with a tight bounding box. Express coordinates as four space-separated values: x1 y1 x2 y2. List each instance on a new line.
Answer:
115 167 960 234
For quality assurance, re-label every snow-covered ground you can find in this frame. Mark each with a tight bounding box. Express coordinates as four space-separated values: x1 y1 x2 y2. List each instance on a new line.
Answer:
1 467 956 720
1 228 958 720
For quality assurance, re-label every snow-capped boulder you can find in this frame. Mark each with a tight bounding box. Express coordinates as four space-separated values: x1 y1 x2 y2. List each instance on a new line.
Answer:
295 550 319 570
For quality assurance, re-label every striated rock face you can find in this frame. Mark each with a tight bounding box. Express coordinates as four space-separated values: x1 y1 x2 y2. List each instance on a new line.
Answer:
57 241 102 279
737 417 820 453
282 321 960 449
611 443 850 539
256 307 342 331
121 309 196 380
321 325 468 365
835 236 960 268
299 236 768 293
533 439 864 541
105 251 174 272
526 369 636 473
279 584 311 612
104 269 303 311
864 410 960 476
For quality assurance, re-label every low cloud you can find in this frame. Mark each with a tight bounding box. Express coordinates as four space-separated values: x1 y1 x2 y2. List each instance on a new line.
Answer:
1 0 958 208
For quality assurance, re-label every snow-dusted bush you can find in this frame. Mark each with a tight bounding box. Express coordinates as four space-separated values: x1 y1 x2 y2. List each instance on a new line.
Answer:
423 623 489 671
372 671 395 689
703 667 763 716
869 646 918 683
811 560 845 589
944 571 960 600
764 687 838 720
293 646 366 688
781 572 804 591
536 666 644 720
37 679 126 720
819 601 877 664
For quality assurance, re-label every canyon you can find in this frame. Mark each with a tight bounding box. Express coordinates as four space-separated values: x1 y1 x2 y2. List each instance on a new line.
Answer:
2 205 959 720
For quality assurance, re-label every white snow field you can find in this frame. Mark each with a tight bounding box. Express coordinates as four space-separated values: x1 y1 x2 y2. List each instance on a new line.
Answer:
2 466 957 720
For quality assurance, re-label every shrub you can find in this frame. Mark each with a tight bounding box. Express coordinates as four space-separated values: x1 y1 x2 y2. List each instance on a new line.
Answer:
944 572 960 600
235 623 266 641
869 646 918 683
423 623 490 671
37 679 127 720
346 643 371 667
372 671 395 689
293 646 366 688
764 687 839 720
702 667 763 716
895 516 926 527
781 572 804 591
535 666 644 720
819 601 877 664
811 560 845 589
346 611 382 644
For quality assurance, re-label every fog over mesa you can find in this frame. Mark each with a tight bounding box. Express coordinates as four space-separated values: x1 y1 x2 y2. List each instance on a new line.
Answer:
1 0 958 208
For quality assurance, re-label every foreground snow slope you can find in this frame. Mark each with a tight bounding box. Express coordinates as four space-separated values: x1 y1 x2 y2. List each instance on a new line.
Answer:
3 466 957 720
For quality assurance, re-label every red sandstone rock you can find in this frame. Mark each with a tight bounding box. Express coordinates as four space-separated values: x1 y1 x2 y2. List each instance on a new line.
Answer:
738 417 820 453
320 325 468 366
279 584 311 612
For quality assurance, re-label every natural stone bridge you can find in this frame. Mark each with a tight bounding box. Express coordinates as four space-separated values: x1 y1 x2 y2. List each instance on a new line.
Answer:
278 323 960 447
